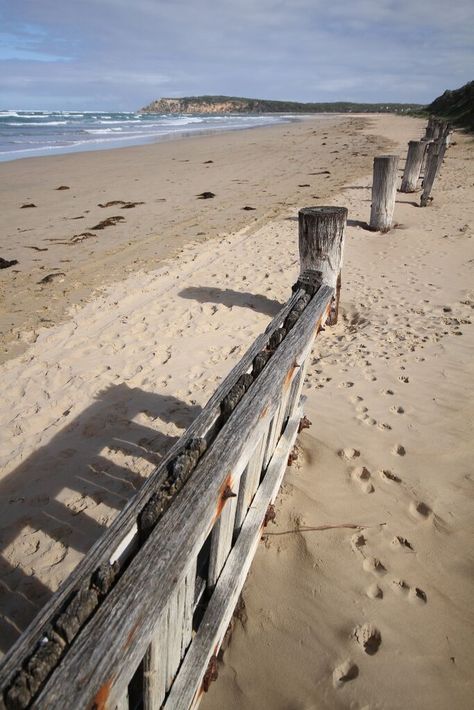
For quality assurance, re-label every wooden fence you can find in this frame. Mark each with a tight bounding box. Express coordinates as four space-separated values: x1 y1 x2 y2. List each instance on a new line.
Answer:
0 207 346 710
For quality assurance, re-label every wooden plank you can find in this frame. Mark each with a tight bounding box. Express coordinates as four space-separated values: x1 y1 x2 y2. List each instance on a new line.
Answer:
143 610 168 710
0 289 306 693
182 561 197 658
143 556 195 710
207 486 239 589
164 400 305 710
262 411 279 470
233 433 266 533
165 586 184 690
115 690 129 710
31 287 332 710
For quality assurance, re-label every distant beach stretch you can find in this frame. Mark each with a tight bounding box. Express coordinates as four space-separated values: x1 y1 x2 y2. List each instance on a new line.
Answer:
0 110 299 161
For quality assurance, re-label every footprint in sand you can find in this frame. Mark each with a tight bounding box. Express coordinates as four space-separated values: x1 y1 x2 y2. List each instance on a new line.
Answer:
390 535 414 552
392 444 406 456
338 447 361 462
351 466 374 494
390 405 405 414
332 660 359 687
29 495 50 507
391 536 414 552
409 500 432 520
363 557 387 576
391 579 427 604
409 587 428 604
338 381 354 388
353 623 382 655
350 533 366 552
390 578 410 595
379 469 402 484
366 583 383 600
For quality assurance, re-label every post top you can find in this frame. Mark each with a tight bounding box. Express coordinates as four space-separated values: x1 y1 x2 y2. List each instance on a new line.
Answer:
298 206 348 218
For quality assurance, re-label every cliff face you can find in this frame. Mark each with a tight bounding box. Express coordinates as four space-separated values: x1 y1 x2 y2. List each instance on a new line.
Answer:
140 96 422 115
141 98 253 114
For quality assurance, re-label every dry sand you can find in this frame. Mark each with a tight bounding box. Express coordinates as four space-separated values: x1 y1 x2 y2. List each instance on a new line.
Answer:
0 114 473 709
0 115 384 363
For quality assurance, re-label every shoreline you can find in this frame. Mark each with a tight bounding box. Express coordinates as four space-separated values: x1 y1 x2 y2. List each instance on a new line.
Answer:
0 114 391 364
0 112 398 164
0 113 301 165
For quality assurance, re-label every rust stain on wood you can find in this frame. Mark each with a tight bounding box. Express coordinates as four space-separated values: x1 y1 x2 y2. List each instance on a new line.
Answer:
88 677 114 710
260 404 269 419
314 309 328 335
283 360 298 389
123 616 142 651
214 473 234 521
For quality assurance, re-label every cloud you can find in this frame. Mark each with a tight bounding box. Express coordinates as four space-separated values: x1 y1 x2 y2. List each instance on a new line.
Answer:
0 1 472 108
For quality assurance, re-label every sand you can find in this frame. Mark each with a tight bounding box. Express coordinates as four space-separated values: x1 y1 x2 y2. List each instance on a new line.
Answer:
0 114 473 708
0 115 385 363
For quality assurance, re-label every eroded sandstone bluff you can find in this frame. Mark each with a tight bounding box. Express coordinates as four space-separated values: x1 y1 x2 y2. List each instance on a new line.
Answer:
141 97 253 114
140 96 422 115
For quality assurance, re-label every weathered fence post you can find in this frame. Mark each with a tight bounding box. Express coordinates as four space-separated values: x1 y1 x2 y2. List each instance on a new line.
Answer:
424 116 443 141
420 138 447 207
298 206 347 325
424 116 435 140
369 155 399 232
400 141 426 192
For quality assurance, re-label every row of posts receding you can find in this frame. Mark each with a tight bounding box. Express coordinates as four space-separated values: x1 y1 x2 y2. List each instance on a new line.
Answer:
368 115 452 232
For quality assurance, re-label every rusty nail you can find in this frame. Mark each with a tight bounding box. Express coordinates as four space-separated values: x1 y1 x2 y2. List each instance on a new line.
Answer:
287 446 298 466
298 415 312 433
222 485 237 500
202 654 219 692
263 504 276 527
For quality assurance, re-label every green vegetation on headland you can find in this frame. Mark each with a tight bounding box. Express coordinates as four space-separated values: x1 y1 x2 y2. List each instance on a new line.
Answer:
140 96 422 115
427 81 474 132
141 82 473 132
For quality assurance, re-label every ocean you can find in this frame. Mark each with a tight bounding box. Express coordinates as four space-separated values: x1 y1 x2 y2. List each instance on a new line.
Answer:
0 110 297 162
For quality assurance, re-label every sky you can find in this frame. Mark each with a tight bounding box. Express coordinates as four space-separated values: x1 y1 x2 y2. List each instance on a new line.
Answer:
0 0 473 110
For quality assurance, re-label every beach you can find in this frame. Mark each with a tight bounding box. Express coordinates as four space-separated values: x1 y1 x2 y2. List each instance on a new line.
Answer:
0 114 473 708
0 114 378 363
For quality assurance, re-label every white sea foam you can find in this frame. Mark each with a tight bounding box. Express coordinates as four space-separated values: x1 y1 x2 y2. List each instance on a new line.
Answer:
85 127 124 134
0 109 299 162
4 121 68 127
